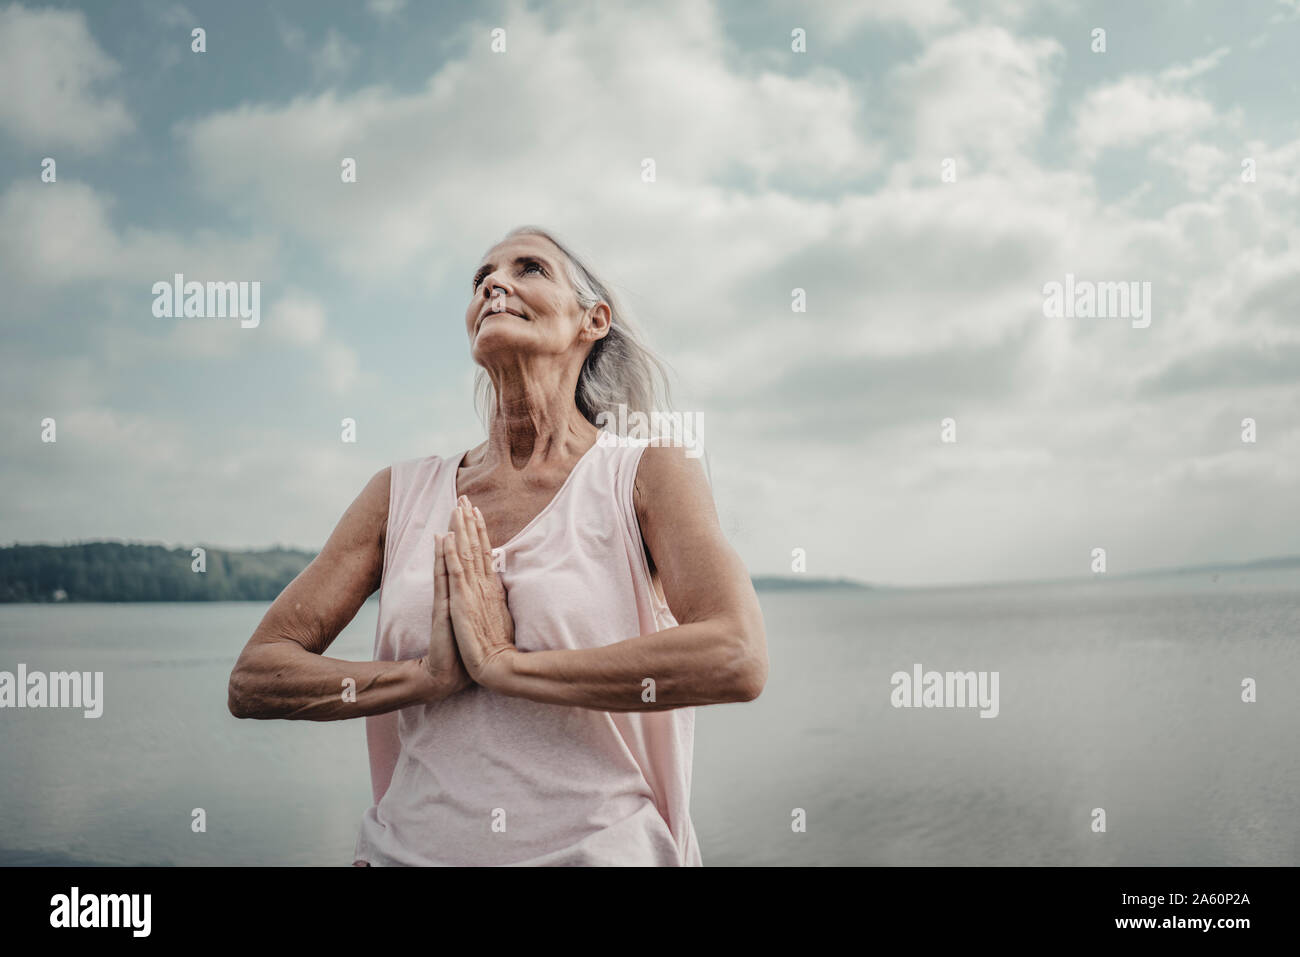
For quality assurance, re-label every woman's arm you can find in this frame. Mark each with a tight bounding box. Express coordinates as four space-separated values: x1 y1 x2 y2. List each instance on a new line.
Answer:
227 467 463 720
448 445 768 712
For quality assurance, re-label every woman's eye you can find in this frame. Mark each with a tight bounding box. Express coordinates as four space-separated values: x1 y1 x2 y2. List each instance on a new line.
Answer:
473 262 541 289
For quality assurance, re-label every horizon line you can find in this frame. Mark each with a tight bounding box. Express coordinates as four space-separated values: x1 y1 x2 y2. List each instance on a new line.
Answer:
3 538 1297 592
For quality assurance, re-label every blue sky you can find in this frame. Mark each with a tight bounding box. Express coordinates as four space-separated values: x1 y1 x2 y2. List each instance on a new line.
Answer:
2 0 1299 586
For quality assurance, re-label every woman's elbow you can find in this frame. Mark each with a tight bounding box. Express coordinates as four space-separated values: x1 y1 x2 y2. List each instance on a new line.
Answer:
732 651 768 702
227 666 255 719
227 652 273 719
722 623 768 703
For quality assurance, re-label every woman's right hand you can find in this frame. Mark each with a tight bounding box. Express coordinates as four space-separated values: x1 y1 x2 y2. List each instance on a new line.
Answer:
422 533 472 697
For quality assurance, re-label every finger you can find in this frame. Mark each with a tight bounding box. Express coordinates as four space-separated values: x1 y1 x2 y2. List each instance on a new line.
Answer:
450 495 470 534
459 498 484 572
443 531 465 582
449 500 465 542
473 506 495 576
433 534 449 609
452 506 477 575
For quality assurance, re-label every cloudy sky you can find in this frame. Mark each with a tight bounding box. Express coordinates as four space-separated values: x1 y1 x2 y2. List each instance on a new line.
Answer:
2 0 1298 586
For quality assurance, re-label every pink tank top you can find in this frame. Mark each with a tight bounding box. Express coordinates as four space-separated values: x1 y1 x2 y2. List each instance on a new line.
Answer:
353 439 702 866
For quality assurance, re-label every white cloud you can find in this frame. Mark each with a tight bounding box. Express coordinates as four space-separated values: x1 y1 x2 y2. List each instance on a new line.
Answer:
267 291 361 396
1071 50 1231 162
1148 140 1230 194
366 0 407 19
770 0 963 40
1158 46 1230 82
887 26 1063 168
321 340 361 394
275 17 360 81
0 3 133 151
157 4 197 29
1074 79 1216 160
0 180 120 282
178 0 880 284
313 28 359 79
1271 0 1300 22
0 180 279 288
268 293 327 345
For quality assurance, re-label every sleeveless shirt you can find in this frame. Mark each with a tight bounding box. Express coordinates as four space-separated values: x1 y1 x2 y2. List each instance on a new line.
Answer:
353 438 702 866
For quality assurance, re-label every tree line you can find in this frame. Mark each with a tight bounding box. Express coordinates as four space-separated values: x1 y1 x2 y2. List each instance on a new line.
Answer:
0 542 316 602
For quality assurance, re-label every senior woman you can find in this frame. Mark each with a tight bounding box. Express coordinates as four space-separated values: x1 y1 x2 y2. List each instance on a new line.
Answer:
227 226 767 866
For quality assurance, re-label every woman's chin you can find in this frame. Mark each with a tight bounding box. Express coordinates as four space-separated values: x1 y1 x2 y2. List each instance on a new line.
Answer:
472 326 535 358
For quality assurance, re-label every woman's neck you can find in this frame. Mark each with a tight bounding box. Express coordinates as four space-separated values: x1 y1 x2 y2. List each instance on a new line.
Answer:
480 367 597 470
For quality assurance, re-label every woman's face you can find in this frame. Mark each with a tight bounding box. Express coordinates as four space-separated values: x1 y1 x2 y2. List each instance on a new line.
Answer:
465 234 605 368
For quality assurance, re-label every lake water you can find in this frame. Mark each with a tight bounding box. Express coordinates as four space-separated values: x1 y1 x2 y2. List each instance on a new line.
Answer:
1 569 1297 866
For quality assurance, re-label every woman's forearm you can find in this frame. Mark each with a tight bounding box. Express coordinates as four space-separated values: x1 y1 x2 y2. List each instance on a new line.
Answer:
228 641 455 721
496 618 766 712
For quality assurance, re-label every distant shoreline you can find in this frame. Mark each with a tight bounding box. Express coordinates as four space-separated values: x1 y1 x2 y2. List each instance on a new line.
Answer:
0 541 875 602
1 541 1296 603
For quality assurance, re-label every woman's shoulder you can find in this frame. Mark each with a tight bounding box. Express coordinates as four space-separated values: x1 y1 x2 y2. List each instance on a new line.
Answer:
630 440 708 485
389 449 462 476
381 451 460 509
622 440 712 524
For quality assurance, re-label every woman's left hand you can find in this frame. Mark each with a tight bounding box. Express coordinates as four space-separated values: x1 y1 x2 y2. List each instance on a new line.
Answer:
442 496 518 691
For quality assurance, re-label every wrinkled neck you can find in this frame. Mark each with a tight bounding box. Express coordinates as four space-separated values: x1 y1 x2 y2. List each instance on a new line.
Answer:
479 361 596 469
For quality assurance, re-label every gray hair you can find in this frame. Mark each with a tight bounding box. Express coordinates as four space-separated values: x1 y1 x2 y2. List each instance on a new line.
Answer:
473 225 675 429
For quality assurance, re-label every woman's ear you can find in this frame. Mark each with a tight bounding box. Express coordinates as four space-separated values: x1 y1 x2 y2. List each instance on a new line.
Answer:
583 302 612 341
